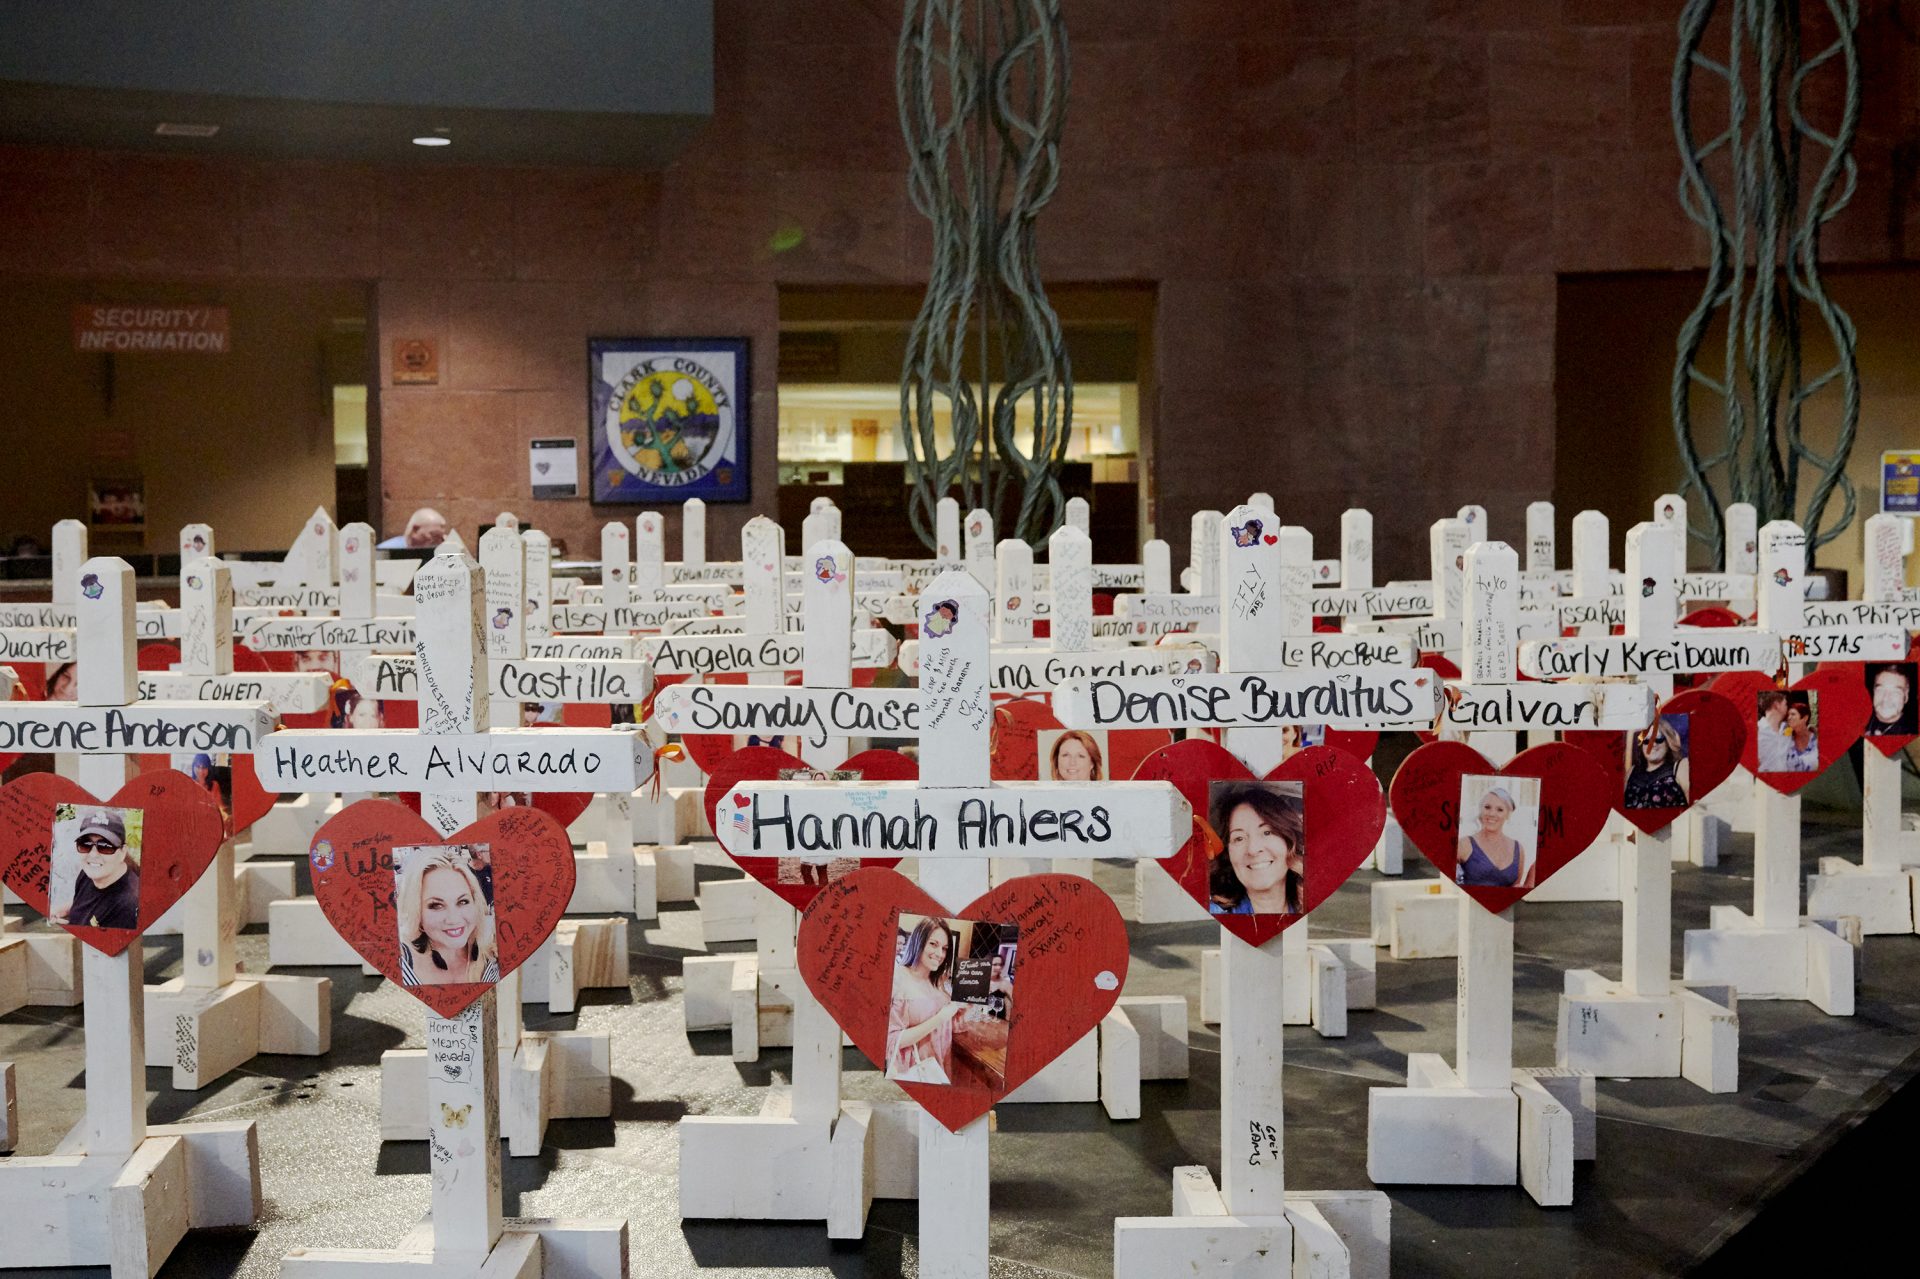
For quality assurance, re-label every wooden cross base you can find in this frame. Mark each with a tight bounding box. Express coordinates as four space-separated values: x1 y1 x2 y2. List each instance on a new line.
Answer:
679 1094 912 1237
0 935 27 1018
1113 1173 1390 1279
0 1120 262 1275
1681 913 1857 1012
1556 974 1738 1091
4 930 83 1007
380 1030 611 1157
282 1215 627 1279
1806 863 1920 934
1366 1057 1591 1206
143 972 331 1088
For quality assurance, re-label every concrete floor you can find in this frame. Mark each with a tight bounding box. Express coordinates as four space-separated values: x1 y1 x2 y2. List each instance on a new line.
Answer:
4 809 1918 1277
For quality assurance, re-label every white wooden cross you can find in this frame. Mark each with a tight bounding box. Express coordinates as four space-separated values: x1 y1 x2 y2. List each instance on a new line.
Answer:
1806 511 1920 934
670 534 934 1231
268 545 632 1278
1553 521 1742 1092
140 551 334 1089
702 567 1190 1276
1368 539 1591 1206
1100 503 1400 1275
0 555 270 1273
1675 520 1903 1013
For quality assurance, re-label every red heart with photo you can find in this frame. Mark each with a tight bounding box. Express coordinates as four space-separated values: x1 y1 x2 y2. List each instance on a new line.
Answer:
1132 738 1383 947
304 798 576 1018
988 695 1175 781
1833 636 1920 758
798 867 1129 1133
1708 666 1870 794
702 744 919 909
0 770 227 955
1563 688 1747 834
1389 741 1613 914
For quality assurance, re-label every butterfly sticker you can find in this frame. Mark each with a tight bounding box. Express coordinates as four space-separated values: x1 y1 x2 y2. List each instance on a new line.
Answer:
440 1103 471 1128
1230 518 1264 548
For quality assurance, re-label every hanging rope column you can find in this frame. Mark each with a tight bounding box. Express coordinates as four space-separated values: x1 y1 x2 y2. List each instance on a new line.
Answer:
1672 0 1862 561
898 0 1073 550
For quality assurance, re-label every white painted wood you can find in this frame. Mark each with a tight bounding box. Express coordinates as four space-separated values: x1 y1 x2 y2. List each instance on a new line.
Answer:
1143 539 1172 594
1525 502 1554 575
1189 510 1222 598
599 522 632 608
994 539 1034 645
633 511 666 599
1048 525 1094 655
1065 495 1090 534
935 497 961 561
1724 502 1758 576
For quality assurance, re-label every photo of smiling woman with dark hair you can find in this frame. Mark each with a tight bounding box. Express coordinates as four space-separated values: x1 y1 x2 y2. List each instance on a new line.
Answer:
394 844 499 987
887 913 1019 1088
1206 780 1306 916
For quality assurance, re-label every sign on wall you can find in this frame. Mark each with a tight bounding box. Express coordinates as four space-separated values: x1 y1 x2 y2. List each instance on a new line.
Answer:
1882 451 1920 515
73 304 229 354
392 337 439 385
529 437 579 500
590 337 749 503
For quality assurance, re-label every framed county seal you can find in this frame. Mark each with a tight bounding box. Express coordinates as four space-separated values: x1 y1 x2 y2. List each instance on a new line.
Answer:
588 337 749 502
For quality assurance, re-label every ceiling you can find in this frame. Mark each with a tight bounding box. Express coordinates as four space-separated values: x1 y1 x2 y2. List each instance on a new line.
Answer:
0 0 713 167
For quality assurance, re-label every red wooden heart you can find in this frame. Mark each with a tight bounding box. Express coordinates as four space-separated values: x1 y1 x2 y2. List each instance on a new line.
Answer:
305 798 576 1018
1830 636 1920 758
1388 741 1613 913
988 695 1174 782
701 744 918 909
0 770 227 955
1708 666 1870 793
798 867 1129 1133
134 641 277 837
1131 738 1384 947
1563 689 1747 834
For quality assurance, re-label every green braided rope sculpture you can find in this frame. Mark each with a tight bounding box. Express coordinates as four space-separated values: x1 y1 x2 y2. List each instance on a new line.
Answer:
1672 0 1861 560
898 0 1073 551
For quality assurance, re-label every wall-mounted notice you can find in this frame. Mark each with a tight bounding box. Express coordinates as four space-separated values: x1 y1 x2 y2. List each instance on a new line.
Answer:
73 304 230 354
529 438 580 500
1882 452 1920 515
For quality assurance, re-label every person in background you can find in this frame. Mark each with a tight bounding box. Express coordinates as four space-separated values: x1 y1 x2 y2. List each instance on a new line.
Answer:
377 508 449 550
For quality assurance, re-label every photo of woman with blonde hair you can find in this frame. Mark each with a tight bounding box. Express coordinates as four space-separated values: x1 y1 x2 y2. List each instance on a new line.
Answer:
394 845 498 987
1455 776 1538 889
1624 715 1690 810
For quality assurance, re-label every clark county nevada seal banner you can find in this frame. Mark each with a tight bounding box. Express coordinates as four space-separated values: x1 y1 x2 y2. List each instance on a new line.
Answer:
590 337 749 503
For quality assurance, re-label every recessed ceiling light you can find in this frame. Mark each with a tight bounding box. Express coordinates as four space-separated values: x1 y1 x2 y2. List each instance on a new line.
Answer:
411 135 452 147
155 122 219 137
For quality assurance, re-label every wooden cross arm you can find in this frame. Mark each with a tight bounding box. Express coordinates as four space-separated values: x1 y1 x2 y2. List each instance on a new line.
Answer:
137 670 333 715
0 700 277 754
652 683 923 744
340 654 654 707
713 779 1193 862
242 616 416 651
255 725 656 794
643 628 896 677
1053 669 1440 732
1440 680 1656 733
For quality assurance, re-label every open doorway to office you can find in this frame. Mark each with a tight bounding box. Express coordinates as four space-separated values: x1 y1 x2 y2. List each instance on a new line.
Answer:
777 284 1153 561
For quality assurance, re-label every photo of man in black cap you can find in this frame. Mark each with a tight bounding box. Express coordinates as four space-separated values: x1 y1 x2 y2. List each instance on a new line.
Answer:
50 805 141 930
